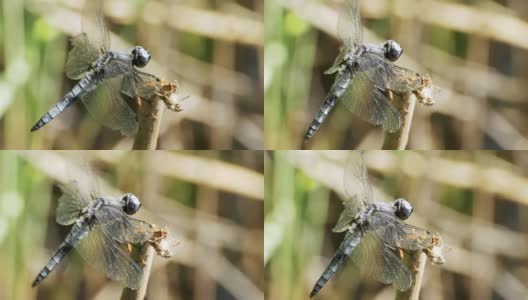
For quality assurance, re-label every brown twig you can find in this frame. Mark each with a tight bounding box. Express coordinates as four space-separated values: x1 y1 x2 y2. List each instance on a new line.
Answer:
395 233 446 300
132 97 165 150
119 227 176 300
382 92 417 149
132 80 182 150
395 251 427 300
119 242 155 300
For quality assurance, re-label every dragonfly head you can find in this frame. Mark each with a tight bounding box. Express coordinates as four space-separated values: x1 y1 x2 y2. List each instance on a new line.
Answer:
393 198 413 220
121 193 141 215
383 40 403 62
131 46 151 68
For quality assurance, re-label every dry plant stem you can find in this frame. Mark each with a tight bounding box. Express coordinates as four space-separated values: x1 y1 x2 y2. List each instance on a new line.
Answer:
395 251 427 300
132 96 164 150
382 93 417 149
120 243 155 300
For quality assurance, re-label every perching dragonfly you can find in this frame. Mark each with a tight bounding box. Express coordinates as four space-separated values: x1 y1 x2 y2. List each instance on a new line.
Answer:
32 162 174 289
310 152 435 297
31 0 166 136
304 0 439 141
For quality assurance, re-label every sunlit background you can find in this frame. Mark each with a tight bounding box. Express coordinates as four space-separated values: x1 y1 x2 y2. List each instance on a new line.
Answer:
265 150 528 300
0 0 263 149
265 0 528 149
0 150 264 300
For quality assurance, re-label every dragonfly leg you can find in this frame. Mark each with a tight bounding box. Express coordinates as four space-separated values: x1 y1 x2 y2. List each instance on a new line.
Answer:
136 95 144 109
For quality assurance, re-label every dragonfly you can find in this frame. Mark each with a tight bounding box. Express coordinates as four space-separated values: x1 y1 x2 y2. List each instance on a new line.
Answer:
31 0 165 136
304 0 439 141
32 164 163 289
310 151 435 297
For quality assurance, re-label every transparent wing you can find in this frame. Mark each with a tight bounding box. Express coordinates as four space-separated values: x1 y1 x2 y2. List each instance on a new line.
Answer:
341 70 401 132
75 224 143 289
337 0 363 47
383 65 425 93
357 53 424 93
80 76 138 136
324 46 349 75
333 151 373 232
343 151 373 206
349 229 412 291
70 154 103 198
95 201 154 244
65 34 101 80
121 71 162 99
57 157 104 225
102 58 134 79
82 0 110 53
56 180 91 225
333 208 357 233
357 55 446 106
367 211 434 251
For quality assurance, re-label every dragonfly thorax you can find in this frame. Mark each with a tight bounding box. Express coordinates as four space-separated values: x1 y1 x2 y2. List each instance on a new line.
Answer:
76 199 104 227
121 193 141 215
131 46 151 68
92 53 113 70
348 46 365 66
353 204 377 226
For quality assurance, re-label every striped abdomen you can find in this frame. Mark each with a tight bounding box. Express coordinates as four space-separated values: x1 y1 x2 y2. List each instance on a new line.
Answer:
32 241 74 287
31 73 96 132
304 94 339 141
32 221 90 287
304 70 352 142
310 229 362 297
310 250 347 297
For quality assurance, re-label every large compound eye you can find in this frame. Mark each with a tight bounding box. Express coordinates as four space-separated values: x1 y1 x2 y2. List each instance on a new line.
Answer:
393 198 413 220
122 193 141 215
383 40 403 62
131 46 151 68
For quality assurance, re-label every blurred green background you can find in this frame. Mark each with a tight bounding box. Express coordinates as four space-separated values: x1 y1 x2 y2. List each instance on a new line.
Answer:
0 150 264 300
264 0 528 149
264 150 528 299
0 0 263 150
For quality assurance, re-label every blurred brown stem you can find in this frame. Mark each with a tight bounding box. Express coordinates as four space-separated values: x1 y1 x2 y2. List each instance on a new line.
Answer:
120 243 155 300
395 251 427 300
382 92 417 149
132 96 164 150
